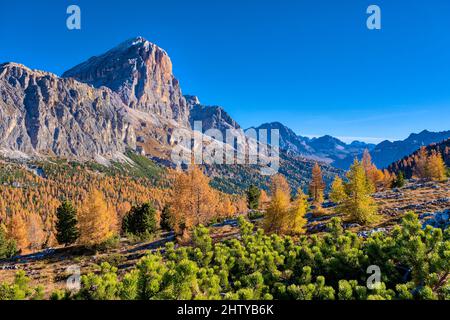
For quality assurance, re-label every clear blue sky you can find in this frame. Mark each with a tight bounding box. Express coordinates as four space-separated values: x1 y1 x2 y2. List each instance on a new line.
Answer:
1 0 449 143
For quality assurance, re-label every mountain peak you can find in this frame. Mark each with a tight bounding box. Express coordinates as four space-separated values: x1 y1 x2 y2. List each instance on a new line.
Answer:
62 38 188 125
110 36 168 56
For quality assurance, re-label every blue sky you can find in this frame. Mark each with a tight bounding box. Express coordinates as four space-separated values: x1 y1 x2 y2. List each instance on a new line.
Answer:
1 0 449 143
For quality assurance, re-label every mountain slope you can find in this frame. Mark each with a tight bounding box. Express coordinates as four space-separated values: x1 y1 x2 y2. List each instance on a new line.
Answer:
63 37 189 126
388 138 450 178
0 62 135 159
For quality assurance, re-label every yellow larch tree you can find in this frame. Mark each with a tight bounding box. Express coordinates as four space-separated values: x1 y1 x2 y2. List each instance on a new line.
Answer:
259 190 270 211
361 149 383 189
27 211 45 252
413 147 428 180
426 150 447 181
339 159 379 225
78 189 115 246
264 175 291 234
169 166 218 235
8 213 30 253
309 163 325 205
287 189 309 235
329 176 346 204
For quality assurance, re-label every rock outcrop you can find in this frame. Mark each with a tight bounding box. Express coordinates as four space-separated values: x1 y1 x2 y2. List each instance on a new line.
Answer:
63 37 189 127
0 62 135 159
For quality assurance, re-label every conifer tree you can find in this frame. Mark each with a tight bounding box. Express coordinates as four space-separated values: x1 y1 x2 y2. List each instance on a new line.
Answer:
8 214 29 253
246 185 261 210
413 147 428 180
160 206 172 231
0 224 16 259
27 212 45 252
361 149 383 189
426 150 447 181
169 166 218 234
339 160 379 225
78 189 114 246
264 175 291 234
55 201 79 246
381 169 395 189
288 189 309 235
330 176 346 204
122 202 157 237
392 171 405 188
309 163 325 205
258 190 270 210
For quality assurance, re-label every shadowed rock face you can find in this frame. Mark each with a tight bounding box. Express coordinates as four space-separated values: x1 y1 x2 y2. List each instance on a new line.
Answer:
63 37 189 127
188 95 241 135
0 62 135 159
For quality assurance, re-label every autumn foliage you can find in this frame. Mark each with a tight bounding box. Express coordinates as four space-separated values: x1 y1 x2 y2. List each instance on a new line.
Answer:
78 189 118 246
264 175 308 235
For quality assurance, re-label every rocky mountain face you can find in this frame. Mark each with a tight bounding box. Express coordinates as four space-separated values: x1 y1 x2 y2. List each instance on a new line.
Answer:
187 95 241 135
388 138 450 178
334 130 450 170
63 37 189 127
250 122 374 164
250 122 313 156
1 36 445 185
0 62 135 160
0 37 200 162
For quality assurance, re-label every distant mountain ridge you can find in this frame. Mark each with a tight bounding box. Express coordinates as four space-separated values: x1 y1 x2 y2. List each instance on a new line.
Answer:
388 138 450 178
186 95 241 135
333 130 450 169
249 122 375 164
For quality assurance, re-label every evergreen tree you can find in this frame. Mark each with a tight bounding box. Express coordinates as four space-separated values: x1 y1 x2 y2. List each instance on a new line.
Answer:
0 225 17 259
55 201 79 246
392 171 405 188
122 202 157 237
160 206 172 231
246 185 261 210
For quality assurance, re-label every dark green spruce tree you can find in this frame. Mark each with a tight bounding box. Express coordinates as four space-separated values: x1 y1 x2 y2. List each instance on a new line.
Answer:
393 171 406 188
122 202 157 237
55 201 80 246
160 206 172 231
246 185 261 210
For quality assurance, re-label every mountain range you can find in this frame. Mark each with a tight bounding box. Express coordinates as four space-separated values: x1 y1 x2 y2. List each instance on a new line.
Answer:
333 130 450 169
0 36 448 185
388 138 450 178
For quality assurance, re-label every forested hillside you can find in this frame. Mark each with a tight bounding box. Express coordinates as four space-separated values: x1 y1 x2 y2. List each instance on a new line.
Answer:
388 139 450 178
